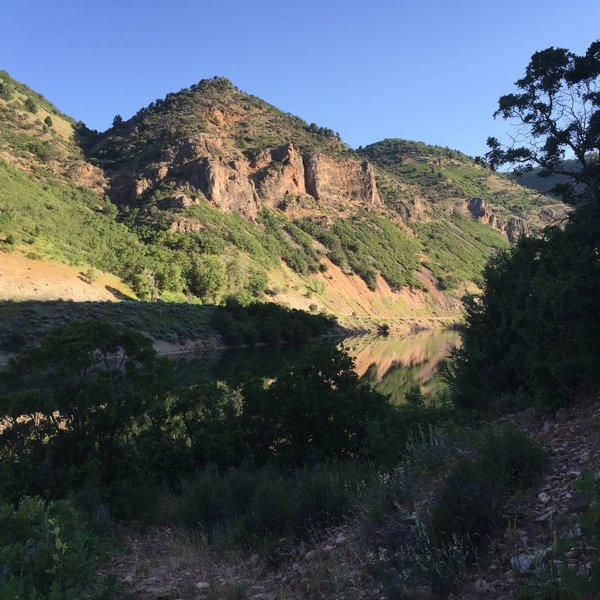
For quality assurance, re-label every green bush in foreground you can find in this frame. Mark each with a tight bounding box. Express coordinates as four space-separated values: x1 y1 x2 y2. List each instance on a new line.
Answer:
430 426 546 549
172 463 370 547
0 497 114 599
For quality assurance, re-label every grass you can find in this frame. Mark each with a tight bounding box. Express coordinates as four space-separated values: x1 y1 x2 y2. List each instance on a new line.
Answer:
413 215 508 289
0 159 148 277
297 212 422 290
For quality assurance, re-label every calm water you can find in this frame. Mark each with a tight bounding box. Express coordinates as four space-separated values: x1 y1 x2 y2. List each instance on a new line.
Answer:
171 329 460 404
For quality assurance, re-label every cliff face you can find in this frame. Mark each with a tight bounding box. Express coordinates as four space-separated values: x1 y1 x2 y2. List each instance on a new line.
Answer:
303 154 381 206
465 197 529 242
109 137 382 218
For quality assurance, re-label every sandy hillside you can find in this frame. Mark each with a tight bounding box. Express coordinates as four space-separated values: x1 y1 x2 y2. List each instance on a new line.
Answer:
0 252 134 302
268 257 460 326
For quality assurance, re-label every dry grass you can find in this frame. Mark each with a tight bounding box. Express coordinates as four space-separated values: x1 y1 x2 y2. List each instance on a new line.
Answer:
102 524 380 600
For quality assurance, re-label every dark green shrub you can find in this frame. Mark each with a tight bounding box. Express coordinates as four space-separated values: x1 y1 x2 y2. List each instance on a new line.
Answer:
477 425 546 488
452 203 600 410
430 457 505 547
173 463 368 545
573 475 600 539
0 320 173 503
366 402 453 467
240 345 390 465
24 97 37 113
430 427 545 548
0 82 13 100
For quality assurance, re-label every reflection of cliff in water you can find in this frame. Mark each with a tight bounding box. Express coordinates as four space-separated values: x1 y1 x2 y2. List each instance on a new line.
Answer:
169 330 460 404
343 330 460 404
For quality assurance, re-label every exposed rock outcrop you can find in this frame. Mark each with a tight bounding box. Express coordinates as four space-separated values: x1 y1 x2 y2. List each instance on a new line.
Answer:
303 154 382 206
252 143 307 203
107 139 382 218
466 197 529 242
67 163 108 194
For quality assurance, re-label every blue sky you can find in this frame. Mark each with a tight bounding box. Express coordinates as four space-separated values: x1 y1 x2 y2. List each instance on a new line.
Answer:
2 0 599 156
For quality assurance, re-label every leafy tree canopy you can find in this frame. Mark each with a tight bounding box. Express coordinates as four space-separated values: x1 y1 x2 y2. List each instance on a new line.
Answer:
485 40 600 204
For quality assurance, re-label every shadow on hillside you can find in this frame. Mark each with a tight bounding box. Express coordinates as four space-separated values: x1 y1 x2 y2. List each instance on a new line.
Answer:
0 299 216 353
105 285 131 300
0 298 335 355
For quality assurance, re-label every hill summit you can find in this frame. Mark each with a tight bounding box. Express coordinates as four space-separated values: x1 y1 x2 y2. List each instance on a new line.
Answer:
0 73 569 322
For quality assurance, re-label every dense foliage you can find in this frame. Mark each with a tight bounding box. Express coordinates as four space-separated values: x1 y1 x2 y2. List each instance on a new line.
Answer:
414 215 508 289
0 497 114 599
453 40 600 410
452 203 600 409
0 320 429 516
430 426 546 547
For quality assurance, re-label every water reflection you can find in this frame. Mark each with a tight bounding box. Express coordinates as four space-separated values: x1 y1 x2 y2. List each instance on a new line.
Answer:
171 329 460 405
343 330 460 404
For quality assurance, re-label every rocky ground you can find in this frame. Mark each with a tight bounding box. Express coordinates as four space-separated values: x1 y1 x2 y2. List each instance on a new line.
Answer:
103 396 600 600
461 396 600 599
102 524 378 599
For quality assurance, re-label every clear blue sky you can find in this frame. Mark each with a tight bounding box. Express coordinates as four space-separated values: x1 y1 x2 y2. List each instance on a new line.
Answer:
2 0 599 157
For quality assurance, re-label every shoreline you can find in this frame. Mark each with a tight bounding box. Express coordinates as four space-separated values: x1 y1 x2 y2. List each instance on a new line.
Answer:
0 315 460 367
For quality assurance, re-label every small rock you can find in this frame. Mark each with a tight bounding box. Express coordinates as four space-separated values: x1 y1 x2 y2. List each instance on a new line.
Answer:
538 491 551 504
196 582 210 590
568 525 583 538
304 549 320 561
554 511 567 526
511 553 531 573
579 451 591 464
292 562 302 572
335 533 347 545
123 574 134 585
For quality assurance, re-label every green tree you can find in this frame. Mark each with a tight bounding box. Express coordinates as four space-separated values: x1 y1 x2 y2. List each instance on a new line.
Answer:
0 320 172 498
167 379 242 468
241 346 391 464
454 41 600 410
0 81 13 100
485 40 599 204
188 255 227 303
156 262 185 293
